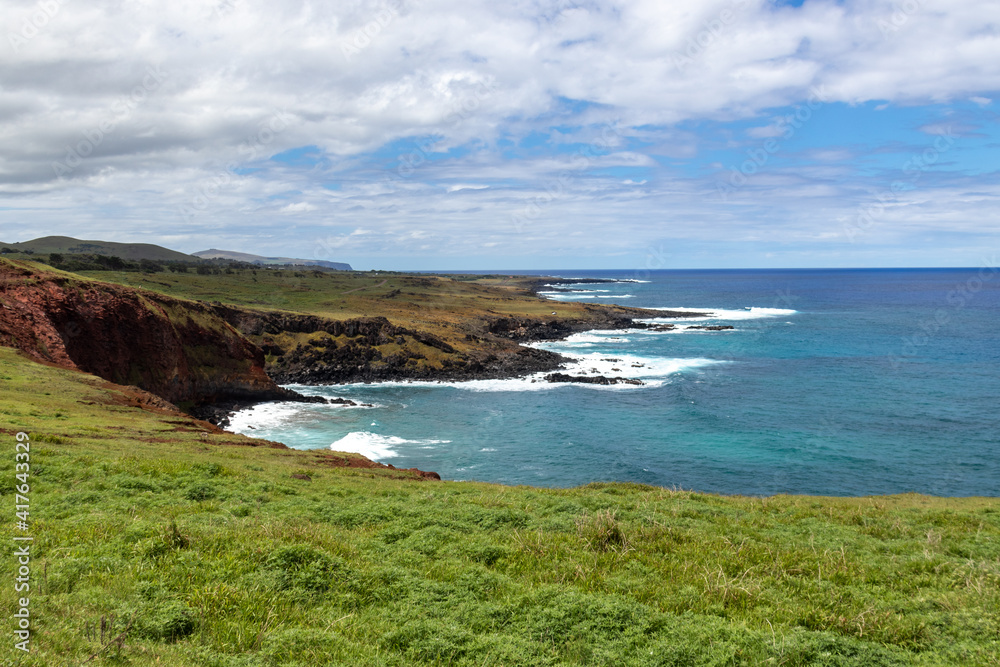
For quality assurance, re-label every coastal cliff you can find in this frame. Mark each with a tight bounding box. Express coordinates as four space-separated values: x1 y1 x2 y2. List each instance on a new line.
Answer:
213 306 566 384
0 258 293 408
207 302 654 384
0 259 699 414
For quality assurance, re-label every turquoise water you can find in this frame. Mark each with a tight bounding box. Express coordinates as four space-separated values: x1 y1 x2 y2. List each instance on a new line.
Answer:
229 268 1000 496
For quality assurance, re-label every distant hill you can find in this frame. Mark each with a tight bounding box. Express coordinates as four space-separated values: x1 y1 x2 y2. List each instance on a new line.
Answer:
193 249 352 271
0 236 196 262
0 236 353 270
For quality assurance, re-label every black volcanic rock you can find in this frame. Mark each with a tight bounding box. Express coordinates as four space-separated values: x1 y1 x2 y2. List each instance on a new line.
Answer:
484 314 635 341
544 373 644 386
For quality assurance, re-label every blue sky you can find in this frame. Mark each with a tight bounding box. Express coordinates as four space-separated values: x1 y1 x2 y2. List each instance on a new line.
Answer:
0 0 998 270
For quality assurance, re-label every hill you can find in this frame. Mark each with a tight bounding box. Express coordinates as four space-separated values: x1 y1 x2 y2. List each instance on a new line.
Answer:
194 248 352 271
0 235 196 262
1 345 999 665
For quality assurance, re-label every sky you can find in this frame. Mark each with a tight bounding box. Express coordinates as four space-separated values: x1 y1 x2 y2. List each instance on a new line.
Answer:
0 0 998 271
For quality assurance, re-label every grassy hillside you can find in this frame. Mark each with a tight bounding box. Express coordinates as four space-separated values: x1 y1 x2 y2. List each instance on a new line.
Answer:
75 268 647 346
0 236 195 262
2 347 998 665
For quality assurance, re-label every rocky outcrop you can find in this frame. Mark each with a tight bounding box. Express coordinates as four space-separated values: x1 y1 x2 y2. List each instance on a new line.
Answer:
643 323 734 332
0 259 293 407
210 308 456 354
208 306 408 341
544 373 644 386
484 311 635 342
270 336 563 384
206 305 567 384
208 303 712 385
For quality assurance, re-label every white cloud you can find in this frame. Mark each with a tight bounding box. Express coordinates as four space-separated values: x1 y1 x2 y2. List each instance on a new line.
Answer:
746 123 786 139
279 202 317 213
446 184 490 192
0 0 998 265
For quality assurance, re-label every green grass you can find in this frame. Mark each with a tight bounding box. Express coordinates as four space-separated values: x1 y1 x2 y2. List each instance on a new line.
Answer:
1 348 999 665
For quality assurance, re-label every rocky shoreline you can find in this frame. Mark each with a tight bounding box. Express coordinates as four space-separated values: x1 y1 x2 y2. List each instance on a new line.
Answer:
5 260 710 481
525 277 647 290
196 293 710 426
188 392 373 429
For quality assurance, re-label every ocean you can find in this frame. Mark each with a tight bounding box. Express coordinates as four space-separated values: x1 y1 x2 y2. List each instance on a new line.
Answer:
228 268 1000 496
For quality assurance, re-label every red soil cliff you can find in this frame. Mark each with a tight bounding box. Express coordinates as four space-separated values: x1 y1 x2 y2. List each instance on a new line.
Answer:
0 259 289 406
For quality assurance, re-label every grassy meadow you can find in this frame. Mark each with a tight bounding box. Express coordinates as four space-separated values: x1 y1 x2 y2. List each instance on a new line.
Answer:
1 347 999 665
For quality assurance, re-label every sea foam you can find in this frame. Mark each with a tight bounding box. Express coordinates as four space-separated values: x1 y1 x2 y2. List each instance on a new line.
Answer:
642 306 797 321
330 432 451 460
548 351 722 387
539 292 635 301
227 401 310 433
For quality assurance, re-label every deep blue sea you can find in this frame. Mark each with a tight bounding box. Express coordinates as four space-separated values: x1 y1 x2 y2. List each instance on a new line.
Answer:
230 268 1000 496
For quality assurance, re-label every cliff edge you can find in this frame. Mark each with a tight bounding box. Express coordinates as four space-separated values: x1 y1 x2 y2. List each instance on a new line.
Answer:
0 258 292 408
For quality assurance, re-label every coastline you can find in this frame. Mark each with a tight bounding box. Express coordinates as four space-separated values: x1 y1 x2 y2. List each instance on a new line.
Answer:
205 278 708 427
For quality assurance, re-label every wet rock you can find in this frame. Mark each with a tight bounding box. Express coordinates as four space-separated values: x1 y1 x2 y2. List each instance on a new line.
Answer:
544 373 644 386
